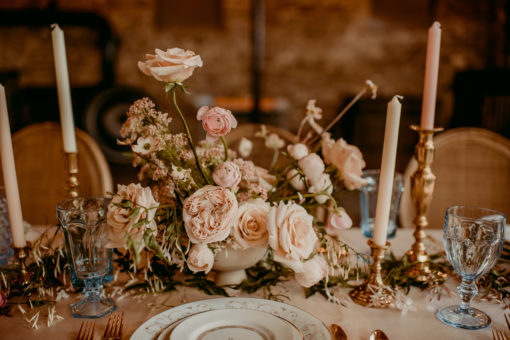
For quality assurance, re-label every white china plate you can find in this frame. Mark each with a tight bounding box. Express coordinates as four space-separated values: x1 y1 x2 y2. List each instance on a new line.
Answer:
170 309 298 340
130 297 331 340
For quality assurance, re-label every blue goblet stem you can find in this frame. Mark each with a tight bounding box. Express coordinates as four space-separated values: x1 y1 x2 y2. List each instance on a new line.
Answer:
82 277 104 302
457 278 477 314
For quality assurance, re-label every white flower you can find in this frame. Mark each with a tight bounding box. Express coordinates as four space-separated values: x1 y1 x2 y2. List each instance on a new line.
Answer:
308 173 333 204
132 136 157 155
287 143 309 160
187 243 214 274
295 255 328 288
265 133 285 150
286 168 305 191
238 137 253 158
298 153 325 183
306 99 323 120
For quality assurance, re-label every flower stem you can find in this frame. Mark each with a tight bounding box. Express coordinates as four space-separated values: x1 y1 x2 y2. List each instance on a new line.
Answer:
170 86 210 184
220 136 229 161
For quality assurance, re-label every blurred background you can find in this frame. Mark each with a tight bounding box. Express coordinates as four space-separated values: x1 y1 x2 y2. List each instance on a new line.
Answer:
1 0 509 186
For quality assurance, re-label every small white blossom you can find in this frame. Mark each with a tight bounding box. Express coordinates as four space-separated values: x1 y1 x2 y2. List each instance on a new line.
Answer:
132 136 157 155
238 137 253 158
265 133 284 150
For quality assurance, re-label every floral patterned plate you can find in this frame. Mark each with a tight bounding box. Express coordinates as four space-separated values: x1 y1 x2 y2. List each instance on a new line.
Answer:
129 297 331 340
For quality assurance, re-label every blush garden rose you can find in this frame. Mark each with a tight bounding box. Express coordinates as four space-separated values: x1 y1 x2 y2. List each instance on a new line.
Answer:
138 48 203 83
230 199 270 249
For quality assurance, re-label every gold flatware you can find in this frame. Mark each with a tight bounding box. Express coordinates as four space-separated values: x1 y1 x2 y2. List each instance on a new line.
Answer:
103 311 124 340
330 324 347 340
76 320 96 340
369 329 389 340
492 330 508 340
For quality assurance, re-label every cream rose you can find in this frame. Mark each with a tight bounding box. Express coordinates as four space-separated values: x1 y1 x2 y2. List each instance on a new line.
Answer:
308 173 333 204
183 185 238 244
212 161 242 190
197 106 238 141
326 209 353 238
187 243 214 274
138 48 203 83
322 134 368 190
107 183 159 249
287 143 309 160
267 201 318 272
230 199 270 249
298 153 325 183
295 255 328 288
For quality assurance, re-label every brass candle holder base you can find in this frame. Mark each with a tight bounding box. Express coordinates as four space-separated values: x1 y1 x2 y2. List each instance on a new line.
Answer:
65 152 80 198
12 245 32 286
349 240 391 308
405 125 444 282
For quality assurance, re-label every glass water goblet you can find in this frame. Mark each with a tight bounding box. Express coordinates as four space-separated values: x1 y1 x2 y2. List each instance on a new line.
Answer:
436 206 505 330
57 197 116 318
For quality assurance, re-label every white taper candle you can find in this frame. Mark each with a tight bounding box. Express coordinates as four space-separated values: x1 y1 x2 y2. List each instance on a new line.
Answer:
420 22 441 130
372 95 402 246
0 84 26 247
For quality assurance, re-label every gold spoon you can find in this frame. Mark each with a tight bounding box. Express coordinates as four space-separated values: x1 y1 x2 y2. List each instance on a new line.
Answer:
369 329 389 340
330 324 347 340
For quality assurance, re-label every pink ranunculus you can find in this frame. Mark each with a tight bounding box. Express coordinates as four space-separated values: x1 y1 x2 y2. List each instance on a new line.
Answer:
298 153 325 183
295 255 328 288
322 134 368 190
183 185 238 244
197 106 237 142
287 143 309 160
267 201 318 272
138 48 203 83
107 183 159 249
0 290 6 308
187 243 214 274
212 161 242 190
326 209 353 238
230 199 270 249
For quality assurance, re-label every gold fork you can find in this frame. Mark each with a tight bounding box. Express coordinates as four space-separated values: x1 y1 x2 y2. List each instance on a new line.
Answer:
492 330 508 340
76 320 96 340
103 311 124 340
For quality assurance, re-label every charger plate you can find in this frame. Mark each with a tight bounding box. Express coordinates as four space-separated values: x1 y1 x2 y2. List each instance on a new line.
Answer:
129 297 331 340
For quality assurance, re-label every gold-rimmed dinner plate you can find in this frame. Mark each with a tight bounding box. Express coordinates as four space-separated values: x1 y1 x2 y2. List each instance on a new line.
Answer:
130 297 331 340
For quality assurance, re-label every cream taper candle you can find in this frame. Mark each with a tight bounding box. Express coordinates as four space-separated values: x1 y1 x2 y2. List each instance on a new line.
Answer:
420 22 441 130
0 84 26 247
51 23 77 153
372 95 402 247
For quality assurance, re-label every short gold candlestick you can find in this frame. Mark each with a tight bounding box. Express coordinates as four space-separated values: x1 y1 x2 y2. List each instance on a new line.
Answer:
65 152 80 198
12 245 31 286
349 240 391 307
406 125 443 281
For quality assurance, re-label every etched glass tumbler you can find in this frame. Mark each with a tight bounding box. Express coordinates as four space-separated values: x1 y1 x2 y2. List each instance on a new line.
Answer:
437 206 505 329
57 197 116 318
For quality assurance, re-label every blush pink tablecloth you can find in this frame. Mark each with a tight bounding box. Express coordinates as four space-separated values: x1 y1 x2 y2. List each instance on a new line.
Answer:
0 228 506 340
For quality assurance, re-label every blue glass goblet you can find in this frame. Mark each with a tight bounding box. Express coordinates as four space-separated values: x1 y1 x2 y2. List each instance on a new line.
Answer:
436 206 505 330
57 197 116 319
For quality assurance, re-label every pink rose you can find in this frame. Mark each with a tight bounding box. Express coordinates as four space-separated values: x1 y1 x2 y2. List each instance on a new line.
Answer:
0 290 6 308
230 199 270 249
267 201 318 272
326 209 353 238
212 161 242 190
138 48 203 83
298 153 325 183
183 185 238 244
287 143 309 160
295 255 328 288
322 134 368 190
187 243 214 274
197 106 238 142
107 183 159 249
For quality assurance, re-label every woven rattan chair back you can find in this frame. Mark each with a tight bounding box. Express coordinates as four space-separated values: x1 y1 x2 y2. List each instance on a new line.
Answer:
399 127 510 229
6 122 113 225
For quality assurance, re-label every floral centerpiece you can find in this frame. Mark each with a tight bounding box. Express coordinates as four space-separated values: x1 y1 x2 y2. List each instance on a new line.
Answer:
106 47 374 292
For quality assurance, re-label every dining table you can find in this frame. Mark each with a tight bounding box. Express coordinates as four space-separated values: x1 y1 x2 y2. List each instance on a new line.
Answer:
0 227 507 340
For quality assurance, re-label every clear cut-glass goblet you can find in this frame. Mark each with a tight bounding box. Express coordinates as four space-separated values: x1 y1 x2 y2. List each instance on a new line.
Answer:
57 197 116 318
436 206 505 329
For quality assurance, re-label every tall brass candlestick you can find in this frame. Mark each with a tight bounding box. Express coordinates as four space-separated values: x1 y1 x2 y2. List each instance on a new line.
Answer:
13 245 31 286
65 152 80 198
406 125 443 281
349 240 391 307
